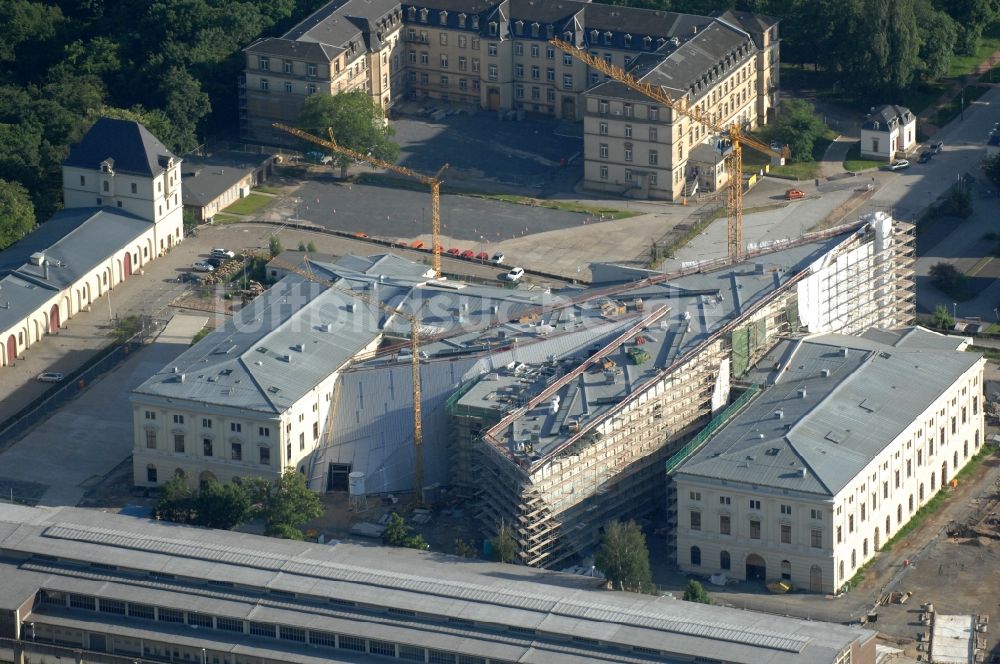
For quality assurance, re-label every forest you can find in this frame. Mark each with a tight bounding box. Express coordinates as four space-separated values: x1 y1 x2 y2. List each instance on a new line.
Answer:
0 0 997 247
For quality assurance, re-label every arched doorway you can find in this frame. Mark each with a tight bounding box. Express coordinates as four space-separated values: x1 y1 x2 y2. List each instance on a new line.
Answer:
690 546 701 566
49 304 60 334
919 483 925 501
780 560 791 581
199 470 217 490
941 461 948 487
874 528 880 551
886 515 891 536
809 565 823 592
720 550 731 570
32 318 42 342
746 554 766 581
6 335 15 366
898 505 903 524
123 251 132 277
953 451 958 468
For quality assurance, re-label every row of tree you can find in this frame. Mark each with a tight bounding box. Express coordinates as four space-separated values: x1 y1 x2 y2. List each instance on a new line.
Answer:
598 0 999 100
156 469 323 539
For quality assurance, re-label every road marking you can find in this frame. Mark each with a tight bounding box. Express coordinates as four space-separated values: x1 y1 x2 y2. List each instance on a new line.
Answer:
966 256 993 277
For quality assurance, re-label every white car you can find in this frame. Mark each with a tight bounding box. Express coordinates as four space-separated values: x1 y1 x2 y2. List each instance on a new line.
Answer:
492 252 506 265
889 160 910 171
504 267 525 282
37 371 65 383
192 261 215 272
210 248 235 259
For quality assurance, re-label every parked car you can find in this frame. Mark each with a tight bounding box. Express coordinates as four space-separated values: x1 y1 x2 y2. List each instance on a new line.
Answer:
210 248 235 259
446 247 461 256
918 151 932 164
503 267 525 282
37 372 65 383
304 151 333 164
475 251 490 261
205 257 223 269
409 240 425 249
785 188 806 200
492 252 506 265
931 141 944 154
460 249 475 259
178 272 202 284
192 261 215 272
889 160 910 171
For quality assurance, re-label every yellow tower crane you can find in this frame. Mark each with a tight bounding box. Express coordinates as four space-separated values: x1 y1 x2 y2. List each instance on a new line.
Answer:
549 38 786 263
273 122 449 278
268 255 427 504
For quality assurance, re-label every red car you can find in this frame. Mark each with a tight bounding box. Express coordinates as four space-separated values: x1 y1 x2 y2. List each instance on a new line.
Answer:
446 248 461 255
461 249 475 259
475 251 490 261
409 240 425 249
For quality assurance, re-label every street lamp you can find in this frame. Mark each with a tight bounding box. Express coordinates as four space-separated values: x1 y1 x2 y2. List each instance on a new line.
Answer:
952 302 958 320
30 622 35 641
202 647 207 664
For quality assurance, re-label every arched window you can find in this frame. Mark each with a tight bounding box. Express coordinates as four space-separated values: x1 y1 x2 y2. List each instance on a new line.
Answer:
919 483 925 501
780 560 791 581
897 505 903 524
146 464 157 483
720 550 731 570
863 539 868 556
690 546 701 566
975 430 980 449
851 550 856 569
839 560 845 580
886 515 891 535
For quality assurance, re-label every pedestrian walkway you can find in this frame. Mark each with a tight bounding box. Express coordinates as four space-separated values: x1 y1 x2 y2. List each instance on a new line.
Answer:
917 48 1000 133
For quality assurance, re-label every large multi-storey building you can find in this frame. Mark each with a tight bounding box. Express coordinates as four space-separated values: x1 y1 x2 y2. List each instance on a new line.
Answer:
240 1 779 200
0 503 877 664
0 118 183 368
672 329 985 594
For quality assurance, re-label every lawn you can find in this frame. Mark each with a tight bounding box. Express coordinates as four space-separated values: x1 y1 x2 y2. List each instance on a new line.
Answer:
947 22 1000 78
934 84 992 126
743 129 837 180
842 142 885 172
253 185 285 195
222 192 272 216
468 194 642 220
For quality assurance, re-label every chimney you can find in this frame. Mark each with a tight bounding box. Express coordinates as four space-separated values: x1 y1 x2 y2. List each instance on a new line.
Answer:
799 467 808 478
798 387 808 399
821 368 831 378
43 261 49 281
840 347 849 357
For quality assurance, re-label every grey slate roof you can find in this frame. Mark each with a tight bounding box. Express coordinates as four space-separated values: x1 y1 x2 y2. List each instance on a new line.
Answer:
63 118 177 177
641 20 753 96
862 104 914 132
676 332 981 496
0 208 152 332
0 503 876 664
243 37 343 62
181 152 272 207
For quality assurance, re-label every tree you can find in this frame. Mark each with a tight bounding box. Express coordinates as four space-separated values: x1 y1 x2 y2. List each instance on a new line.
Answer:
769 99 827 163
491 520 517 563
306 241 317 252
193 479 251 529
682 579 712 604
382 513 430 550
297 240 307 251
453 538 478 558
155 474 195 523
931 304 955 329
915 0 958 80
297 91 399 177
595 520 653 593
0 179 36 250
160 66 211 153
262 469 323 539
984 153 1000 190
269 236 283 257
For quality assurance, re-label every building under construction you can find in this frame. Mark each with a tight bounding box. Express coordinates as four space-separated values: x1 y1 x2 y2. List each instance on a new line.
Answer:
448 212 915 567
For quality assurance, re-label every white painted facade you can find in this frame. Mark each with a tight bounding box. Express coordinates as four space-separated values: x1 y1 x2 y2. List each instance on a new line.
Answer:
675 355 985 594
860 107 916 161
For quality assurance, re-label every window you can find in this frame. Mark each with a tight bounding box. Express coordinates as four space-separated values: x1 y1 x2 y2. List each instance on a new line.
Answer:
547 45 555 59
861 503 866 521
259 56 269 71
689 511 701 531
649 127 658 142
907 459 912 477
515 84 524 98
472 58 480 73
649 173 657 186
217 617 243 633
145 430 156 449
231 442 242 461
623 103 633 117
546 87 554 101
340 635 367 652
488 43 497 56
439 33 448 46
624 144 632 162
719 514 731 535
563 53 573 65
145 410 156 420
440 75 449 87
599 143 608 159
188 613 213 628
849 514 854 532
259 426 270 437
283 61 292 74
259 79 269 91
599 165 608 180
836 525 842 543
370 640 395 656
420 52 429 65
599 121 608 135
719 496 731 505
128 603 155 620
158 607 184 624
172 414 184 424
547 68 555 82
531 65 539 80
146 465 157 483
531 44 539 57
749 499 761 510
306 84 317 94
99 598 126 615
307 63 317 77
458 35 467 47
280 626 306 642
750 520 761 539
689 491 701 501
441 54 448 68
648 149 658 166
260 446 270 465
810 509 822 520
811 529 823 548
408 50 416 63
780 524 792 544
488 64 497 80
70 594 96 611
399 644 424 660
562 73 573 89
284 81 293 93
203 438 213 457
231 423 242 433
514 43 523 56
173 434 185 453
202 418 212 429
459 56 467 71
690 546 701 566
780 504 792 515
249 622 275 638
79 175 86 186
720 550 731 570
287 443 293 460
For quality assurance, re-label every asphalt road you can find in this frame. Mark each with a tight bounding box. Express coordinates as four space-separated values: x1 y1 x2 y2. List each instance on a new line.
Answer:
288 180 588 245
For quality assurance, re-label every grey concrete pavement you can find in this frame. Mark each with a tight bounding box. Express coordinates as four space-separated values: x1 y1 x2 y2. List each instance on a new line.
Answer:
818 136 857 178
0 315 206 507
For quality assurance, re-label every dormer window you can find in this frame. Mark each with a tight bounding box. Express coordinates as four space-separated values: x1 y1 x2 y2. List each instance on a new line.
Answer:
458 13 466 28
419 8 428 23
624 33 632 47
439 10 447 26
531 22 539 37
408 7 415 20
644 35 652 49
471 15 479 29
590 29 598 42
515 20 523 35
546 25 554 38
488 21 497 36
603 31 612 45
657 37 666 48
